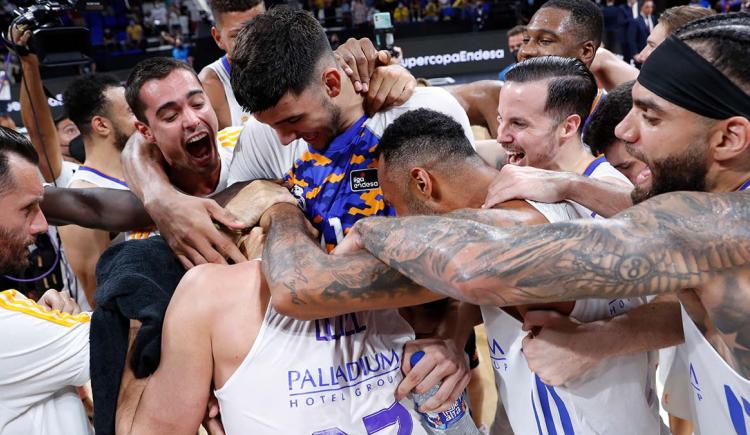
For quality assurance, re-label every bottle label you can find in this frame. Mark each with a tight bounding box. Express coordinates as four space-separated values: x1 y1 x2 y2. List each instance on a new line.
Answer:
420 394 468 430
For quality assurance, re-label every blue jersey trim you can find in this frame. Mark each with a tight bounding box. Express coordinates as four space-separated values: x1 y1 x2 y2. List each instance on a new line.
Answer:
738 178 750 192
77 165 128 188
221 55 231 75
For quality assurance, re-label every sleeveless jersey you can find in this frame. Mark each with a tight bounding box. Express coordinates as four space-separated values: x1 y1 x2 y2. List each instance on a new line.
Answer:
66 166 156 241
219 89 473 432
569 156 632 220
215 305 427 435
482 162 658 435
678 180 750 435
204 55 252 126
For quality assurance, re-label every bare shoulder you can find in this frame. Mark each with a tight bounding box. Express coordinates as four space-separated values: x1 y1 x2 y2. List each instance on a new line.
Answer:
198 65 219 83
68 179 100 189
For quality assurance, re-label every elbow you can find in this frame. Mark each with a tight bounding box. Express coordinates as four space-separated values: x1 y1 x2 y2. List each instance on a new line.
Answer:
268 282 318 321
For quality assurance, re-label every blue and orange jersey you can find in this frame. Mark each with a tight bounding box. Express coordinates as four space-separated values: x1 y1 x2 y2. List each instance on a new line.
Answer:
285 115 395 252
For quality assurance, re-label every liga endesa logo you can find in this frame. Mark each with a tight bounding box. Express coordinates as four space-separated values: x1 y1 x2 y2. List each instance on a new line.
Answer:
401 49 505 68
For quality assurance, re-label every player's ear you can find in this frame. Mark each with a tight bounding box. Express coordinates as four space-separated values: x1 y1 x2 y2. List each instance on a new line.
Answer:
410 167 433 199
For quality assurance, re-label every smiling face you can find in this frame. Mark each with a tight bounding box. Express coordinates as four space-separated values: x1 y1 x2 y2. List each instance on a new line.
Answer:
519 8 593 65
0 155 48 273
614 81 713 203
135 69 220 175
253 79 342 151
496 81 562 169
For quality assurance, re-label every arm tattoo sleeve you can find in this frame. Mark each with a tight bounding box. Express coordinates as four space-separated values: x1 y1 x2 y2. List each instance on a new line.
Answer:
357 191 750 307
261 206 439 319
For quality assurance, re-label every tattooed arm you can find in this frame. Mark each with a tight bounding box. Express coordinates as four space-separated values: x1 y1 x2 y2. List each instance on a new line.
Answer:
352 191 750 306
260 203 442 320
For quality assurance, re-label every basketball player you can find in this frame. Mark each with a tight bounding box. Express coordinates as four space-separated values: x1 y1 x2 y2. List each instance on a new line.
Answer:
0 126 92 435
341 13 750 435
199 0 265 129
57 75 139 305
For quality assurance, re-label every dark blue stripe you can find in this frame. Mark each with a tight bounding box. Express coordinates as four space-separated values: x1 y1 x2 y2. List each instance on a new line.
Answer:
739 178 750 192
582 156 606 178
77 166 128 187
547 384 575 435
221 55 231 75
535 374 558 435
532 390 544 435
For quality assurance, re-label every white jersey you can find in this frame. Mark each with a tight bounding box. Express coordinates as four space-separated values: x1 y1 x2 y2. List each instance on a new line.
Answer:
0 290 92 435
215 305 427 435
486 162 655 435
679 180 750 434
205 56 252 127
482 200 659 435
568 156 632 219
679 306 750 435
228 87 474 184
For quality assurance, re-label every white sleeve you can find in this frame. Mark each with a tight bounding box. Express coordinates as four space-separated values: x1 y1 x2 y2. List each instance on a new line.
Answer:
374 87 476 149
0 292 90 411
227 118 308 184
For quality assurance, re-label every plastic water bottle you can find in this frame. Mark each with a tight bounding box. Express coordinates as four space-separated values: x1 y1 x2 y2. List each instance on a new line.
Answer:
409 351 480 434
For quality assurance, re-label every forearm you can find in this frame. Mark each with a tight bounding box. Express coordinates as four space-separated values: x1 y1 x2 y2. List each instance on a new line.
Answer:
357 192 747 305
262 205 440 320
578 295 684 359
19 55 61 182
563 175 633 217
121 138 174 207
42 186 153 231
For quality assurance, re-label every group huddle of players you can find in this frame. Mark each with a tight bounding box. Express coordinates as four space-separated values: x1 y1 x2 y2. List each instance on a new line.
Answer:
0 0 749 434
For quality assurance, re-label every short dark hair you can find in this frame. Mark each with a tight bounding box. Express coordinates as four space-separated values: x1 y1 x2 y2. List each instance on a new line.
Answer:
379 108 478 172
539 0 603 47
209 0 263 21
63 74 121 137
675 12 750 94
507 25 526 37
125 57 200 124
230 7 333 114
584 80 634 155
505 56 598 133
0 126 39 195
658 6 715 35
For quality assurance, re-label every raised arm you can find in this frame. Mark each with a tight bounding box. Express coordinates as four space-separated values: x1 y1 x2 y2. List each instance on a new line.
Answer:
14 28 63 182
352 191 750 306
260 203 442 320
121 132 246 267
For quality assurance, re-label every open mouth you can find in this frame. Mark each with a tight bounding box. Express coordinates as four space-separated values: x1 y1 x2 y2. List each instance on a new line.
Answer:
505 149 526 165
185 132 212 162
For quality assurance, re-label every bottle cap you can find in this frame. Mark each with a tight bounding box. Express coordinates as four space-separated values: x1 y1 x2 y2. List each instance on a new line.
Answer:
410 350 425 367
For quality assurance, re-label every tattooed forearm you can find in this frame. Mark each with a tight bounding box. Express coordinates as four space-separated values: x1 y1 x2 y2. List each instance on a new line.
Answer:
261 204 440 320
356 191 750 307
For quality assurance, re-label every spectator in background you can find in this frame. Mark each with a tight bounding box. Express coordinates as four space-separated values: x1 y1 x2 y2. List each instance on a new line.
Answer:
54 116 82 161
601 0 628 54
168 4 181 35
627 0 655 62
620 0 640 62
498 25 525 80
151 2 168 32
394 2 410 22
126 18 144 49
634 5 714 64
469 0 490 31
171 35 192 66
352 0 370 27
424 0 440 21
103 28 117 52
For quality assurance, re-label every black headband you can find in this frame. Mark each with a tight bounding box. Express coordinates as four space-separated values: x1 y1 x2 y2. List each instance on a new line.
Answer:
638 35 750 120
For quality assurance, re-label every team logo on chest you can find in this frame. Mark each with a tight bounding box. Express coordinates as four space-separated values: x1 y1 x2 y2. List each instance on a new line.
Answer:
350 168 380 192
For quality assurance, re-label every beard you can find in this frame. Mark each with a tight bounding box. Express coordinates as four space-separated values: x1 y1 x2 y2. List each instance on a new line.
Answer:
628 140 708 204
0 225 35 275
113 123 132 152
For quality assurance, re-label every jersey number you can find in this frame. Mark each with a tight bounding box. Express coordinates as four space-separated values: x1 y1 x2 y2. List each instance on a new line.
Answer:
725 384 750 435
313 401 414 435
